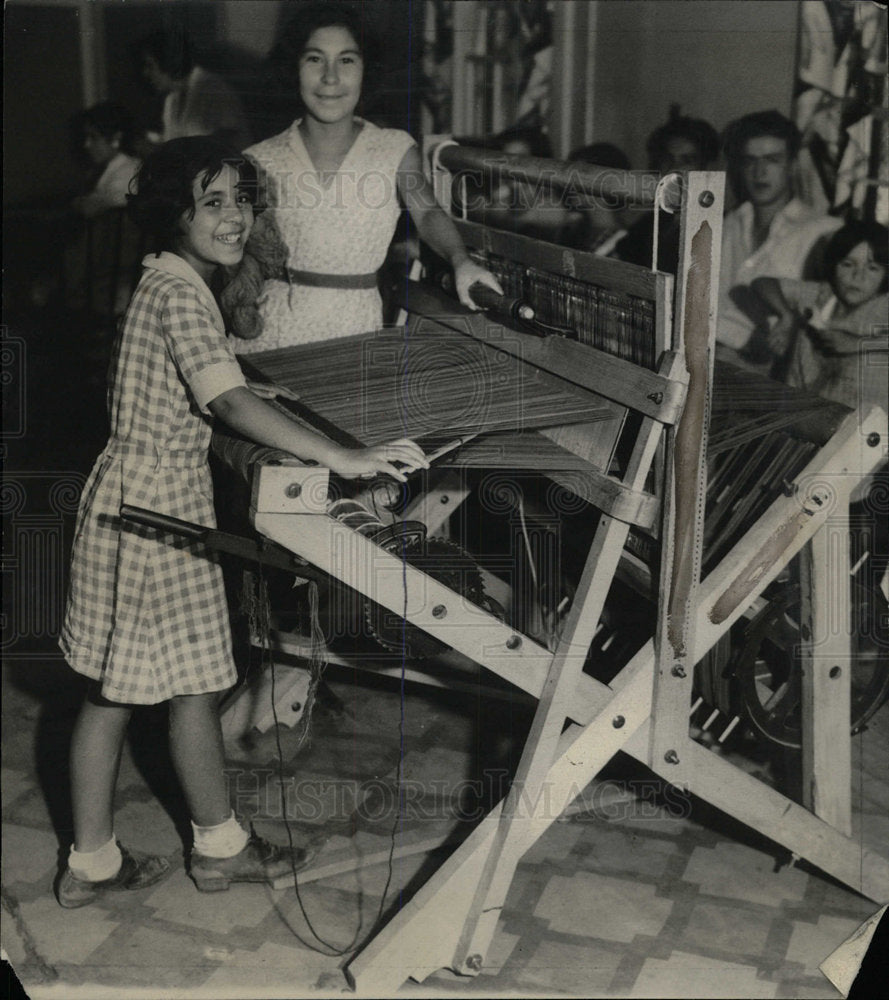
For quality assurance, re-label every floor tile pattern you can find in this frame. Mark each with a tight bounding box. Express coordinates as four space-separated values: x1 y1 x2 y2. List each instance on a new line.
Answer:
2 655 885 999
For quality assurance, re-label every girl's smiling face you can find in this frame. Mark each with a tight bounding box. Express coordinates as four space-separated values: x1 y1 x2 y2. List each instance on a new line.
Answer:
298 25 363 124
834 241 886 309
176 164 254 283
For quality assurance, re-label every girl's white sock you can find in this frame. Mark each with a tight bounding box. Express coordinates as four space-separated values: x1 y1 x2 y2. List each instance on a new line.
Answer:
191 812 249 858
69 836 122 882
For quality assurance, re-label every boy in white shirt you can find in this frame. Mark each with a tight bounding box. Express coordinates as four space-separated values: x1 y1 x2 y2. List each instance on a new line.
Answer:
718 110 841 368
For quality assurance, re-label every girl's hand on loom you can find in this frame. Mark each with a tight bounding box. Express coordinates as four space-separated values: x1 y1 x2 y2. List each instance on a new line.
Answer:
453 259 503 310
332 439 429 483
245 379 301 402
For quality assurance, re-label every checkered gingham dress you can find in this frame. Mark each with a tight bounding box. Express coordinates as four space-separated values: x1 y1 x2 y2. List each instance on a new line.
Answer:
60 253 248 704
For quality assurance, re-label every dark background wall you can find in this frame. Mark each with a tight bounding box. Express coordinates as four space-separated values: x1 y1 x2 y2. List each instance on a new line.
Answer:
3 0 425 208
4 3 85 205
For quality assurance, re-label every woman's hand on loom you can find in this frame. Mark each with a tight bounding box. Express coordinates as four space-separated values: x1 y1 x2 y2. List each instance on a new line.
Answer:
453 259 503 310
330 438 429 483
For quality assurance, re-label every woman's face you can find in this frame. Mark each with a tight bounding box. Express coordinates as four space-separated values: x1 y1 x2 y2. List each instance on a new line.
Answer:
834 241 886 308
298 25 363 124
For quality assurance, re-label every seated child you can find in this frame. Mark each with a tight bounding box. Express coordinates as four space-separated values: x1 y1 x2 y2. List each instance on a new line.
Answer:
751 220 888 410
754 220 889 606
71 102 141 218
63 103 143 314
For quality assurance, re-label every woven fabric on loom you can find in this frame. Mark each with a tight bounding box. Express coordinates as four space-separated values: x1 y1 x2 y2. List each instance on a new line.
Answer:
469 250 657 369
234 325 618 448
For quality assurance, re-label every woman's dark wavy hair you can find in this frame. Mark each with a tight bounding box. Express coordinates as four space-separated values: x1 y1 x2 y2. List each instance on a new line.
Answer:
268 0 383 114
824 220 889 290
127 137 262 250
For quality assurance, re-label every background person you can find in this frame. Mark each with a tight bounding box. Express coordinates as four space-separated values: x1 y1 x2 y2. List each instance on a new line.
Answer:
562 142 633 256
717 109 842 367
750 220 888 406
612 115 719 272
137 28 251 152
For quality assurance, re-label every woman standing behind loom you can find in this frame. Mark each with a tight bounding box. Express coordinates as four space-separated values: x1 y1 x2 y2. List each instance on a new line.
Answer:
224 1 500 353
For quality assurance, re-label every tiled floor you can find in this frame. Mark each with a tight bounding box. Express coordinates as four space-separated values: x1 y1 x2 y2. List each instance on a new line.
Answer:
2 315 886 997
2 647 886 999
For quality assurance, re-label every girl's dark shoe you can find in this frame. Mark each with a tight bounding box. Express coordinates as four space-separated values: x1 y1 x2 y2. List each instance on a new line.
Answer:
57 844 172 908
190 831 314 892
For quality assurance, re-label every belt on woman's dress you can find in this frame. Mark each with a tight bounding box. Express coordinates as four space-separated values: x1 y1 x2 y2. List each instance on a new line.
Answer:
285 268 378 290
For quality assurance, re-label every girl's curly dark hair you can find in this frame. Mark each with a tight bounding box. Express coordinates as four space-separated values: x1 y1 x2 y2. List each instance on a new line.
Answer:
267 0 383 114
824 220 889 291
127 137 263 250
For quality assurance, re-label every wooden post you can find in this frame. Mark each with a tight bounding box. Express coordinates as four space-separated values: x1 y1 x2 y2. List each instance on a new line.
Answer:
648 171 724 783
799 493 853 835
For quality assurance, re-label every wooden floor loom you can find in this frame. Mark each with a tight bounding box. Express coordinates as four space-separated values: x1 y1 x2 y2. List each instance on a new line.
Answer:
210 146 888 992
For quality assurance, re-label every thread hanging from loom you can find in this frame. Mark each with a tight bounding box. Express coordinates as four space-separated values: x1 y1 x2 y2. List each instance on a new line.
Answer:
240 565 326 754
238 526 410 954
245 557 364 955
288 581 326 754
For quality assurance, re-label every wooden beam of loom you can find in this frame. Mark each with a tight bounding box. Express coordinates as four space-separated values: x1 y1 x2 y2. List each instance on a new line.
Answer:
228 170 702 986
436 141 670 211
648 166 721 776
344 405 889 995
214 148 888 992
233 330 888 995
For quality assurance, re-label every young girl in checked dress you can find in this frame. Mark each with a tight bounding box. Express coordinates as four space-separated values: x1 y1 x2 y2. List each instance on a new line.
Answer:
222 1 501 352
57 137 427 908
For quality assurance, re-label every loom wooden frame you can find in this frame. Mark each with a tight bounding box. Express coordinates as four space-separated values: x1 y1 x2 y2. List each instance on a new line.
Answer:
224 152 889 990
